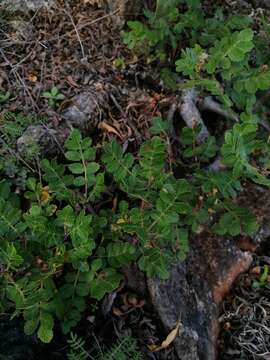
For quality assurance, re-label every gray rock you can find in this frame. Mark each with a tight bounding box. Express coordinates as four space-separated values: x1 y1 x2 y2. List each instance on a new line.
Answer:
17 124 60 156
62 87 109 131
148 233 253 360
17 85 110 156
253 0 270 9
1 0 55 12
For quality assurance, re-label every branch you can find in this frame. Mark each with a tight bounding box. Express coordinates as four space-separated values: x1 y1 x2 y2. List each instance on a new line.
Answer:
179 89 210 144
200 96 238 122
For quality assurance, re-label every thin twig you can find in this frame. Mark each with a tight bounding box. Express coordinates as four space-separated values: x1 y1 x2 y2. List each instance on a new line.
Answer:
62 8 85 59
0 137 36 173
179 88 210 144
0 48 38 110
41 123 66 155
76 9 120 30
200 96 238 122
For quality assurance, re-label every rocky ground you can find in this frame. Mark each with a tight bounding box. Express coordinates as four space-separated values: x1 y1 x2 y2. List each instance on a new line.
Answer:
0 1 270 359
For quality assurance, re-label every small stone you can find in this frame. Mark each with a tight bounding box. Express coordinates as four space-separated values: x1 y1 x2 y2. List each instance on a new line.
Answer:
17 125 60 156
1 0 55 12
62 88 109 131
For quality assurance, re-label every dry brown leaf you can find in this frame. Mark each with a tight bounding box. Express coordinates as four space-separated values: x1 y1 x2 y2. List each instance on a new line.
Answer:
40 186 51 204
27 73 37 82
148 321 181 352
250 266 261 275
112 307 124 316
98 121 122 139
66 75 80 88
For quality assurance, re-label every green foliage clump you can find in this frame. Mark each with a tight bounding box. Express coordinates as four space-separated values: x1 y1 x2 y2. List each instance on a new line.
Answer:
123 0 270 112
42 86 65 108
0 129 189 342
0 112 40 188
2 0 270 349
67 332 144 360
0 123 264 343
122 0 270 239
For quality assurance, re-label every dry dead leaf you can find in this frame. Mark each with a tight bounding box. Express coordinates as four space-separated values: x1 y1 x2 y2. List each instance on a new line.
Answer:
98 121 122 139
112 307 124 316
66 75 80 88
148 321 181 352
250 266 261 275
27 73 37 82
41 186 51 204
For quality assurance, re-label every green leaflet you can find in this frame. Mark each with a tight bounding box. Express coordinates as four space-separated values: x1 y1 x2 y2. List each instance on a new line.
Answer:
180 127 218 162
102 139 134 181
64 130 104 200
0 243 23 271
150 116 170 135
107 242 137 267
0 197 24 238
206 29 254 74
41 159 73 200
234 68 270 94
67 333 144 360
221 122 270 186
139 136 166 181
38 312 54 343
138 248 170 279
213 205 258 236
195 170 242 199
90 268 122 300
176 44 206 78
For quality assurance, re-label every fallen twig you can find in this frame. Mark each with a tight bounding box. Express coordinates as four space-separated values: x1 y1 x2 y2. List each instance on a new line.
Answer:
200 96 238 122
179 89 210 144
62 8 85 59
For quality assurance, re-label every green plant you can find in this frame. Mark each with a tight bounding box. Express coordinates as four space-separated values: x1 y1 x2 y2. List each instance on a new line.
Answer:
0 125 263 343
252 265 269 289
0 91 10 104
2 0 270 348
67 332 89 360
0 112 40 189
113 57 127 70
122 0 203 62
67 333 144 360
123 1 270 112
122 0 270 237
42 86 65 107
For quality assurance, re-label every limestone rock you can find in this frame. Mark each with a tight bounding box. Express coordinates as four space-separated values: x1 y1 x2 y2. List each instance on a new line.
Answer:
17 85 110 156
148 233 253 360
62 85 110 131
16 125 60 156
